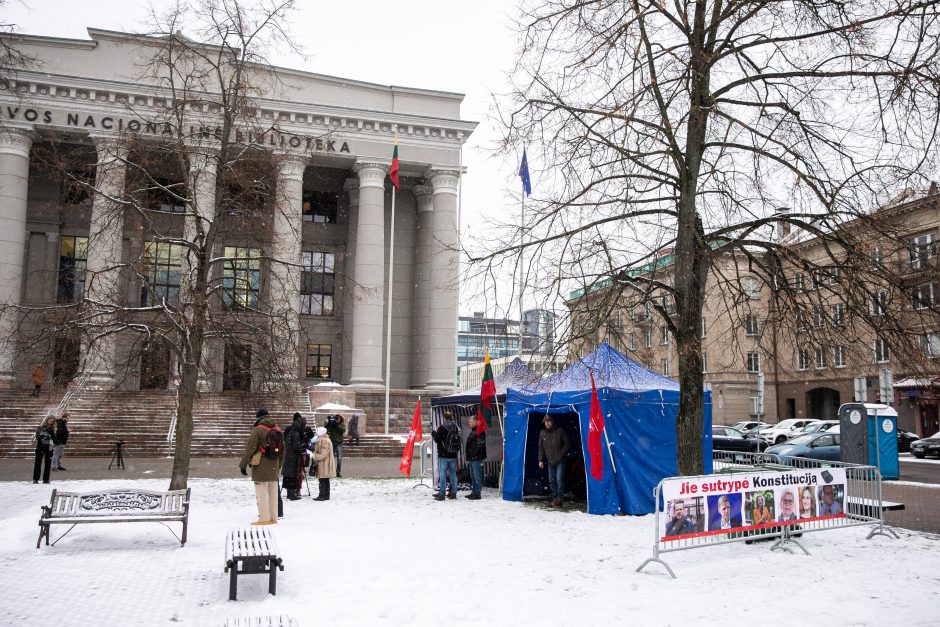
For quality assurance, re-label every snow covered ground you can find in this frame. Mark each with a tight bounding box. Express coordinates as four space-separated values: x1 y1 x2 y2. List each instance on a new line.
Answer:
0 477 937 626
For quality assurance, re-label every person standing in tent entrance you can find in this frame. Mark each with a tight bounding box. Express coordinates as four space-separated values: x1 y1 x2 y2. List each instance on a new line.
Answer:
432 411 460 501
538 416 570 507
465 415 487 500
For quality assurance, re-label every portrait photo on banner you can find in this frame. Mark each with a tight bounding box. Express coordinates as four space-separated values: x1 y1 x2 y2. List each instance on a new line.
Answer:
663 497 705 538
798 484 817 519
706 493 743 531
744 489 775 526
776 487 800 522
818 483 845 516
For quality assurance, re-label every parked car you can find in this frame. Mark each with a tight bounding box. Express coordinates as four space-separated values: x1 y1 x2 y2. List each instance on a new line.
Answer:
797 420 839 435
712 426 766 452
766 432 841 463
897 430 920 453
732 420 770 434
756 419 821 445
910 432 940 458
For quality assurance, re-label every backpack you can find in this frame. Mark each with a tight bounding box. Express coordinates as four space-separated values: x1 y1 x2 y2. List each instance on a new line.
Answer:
442 422 461 455
259 425 283 459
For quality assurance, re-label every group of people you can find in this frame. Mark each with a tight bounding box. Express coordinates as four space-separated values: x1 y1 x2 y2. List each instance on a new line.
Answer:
33 412 70 484
238 409 351 526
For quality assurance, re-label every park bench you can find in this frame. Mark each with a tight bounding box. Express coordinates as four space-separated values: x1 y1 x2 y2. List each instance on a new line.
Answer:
225 527 284 601
37 487 191 549
222 616 298 627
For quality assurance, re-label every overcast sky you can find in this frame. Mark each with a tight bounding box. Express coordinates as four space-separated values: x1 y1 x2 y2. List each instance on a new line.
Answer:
4 0 529 316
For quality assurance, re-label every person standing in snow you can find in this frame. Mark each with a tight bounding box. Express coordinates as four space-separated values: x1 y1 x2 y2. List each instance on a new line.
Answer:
312 426 336 501
538 416 570 507
51 412 70 471
282 412 308 500
325 414 346 477
238 409 284 525
432 411 460 501
464 415 487 500
347 414 360 445
33 416 55 484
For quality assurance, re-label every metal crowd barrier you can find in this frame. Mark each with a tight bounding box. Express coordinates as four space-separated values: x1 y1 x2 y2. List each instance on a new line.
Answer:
637 451 895 578
413 438 433 490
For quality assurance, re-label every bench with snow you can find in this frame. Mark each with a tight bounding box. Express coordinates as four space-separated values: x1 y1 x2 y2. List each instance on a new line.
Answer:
222 616 298 627
37 488 191 549
225 527 284 601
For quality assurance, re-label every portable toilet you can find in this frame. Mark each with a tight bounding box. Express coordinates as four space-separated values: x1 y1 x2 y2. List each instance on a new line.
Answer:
838 403 899 480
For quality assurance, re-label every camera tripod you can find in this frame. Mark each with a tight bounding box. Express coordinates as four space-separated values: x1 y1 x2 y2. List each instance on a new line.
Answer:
108 441 125 470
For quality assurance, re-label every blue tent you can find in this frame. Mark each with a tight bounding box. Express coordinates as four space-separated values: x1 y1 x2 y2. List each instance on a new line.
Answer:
503 342 712 515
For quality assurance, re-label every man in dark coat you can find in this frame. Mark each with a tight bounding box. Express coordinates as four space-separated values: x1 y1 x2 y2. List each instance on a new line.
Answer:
52 412 70 471
538 416 570 507
238 409 284 525
465 415 487 500
325 415 346 477
33 416 55 484
282 412 307 500
432 411 460 501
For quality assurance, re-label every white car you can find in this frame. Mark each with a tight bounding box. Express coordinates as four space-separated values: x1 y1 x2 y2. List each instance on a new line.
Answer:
756 419 821 445
797 420 839 435
732 420 770 434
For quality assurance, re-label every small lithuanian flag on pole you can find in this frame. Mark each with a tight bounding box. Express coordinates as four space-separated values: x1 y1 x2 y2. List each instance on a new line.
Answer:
390 134 400 191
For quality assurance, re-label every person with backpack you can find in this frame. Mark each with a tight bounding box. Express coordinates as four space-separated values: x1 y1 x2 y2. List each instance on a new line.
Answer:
238 409 284 525
465 415 487 500
432 411 460 501
311 426 336 501
33 416 55 484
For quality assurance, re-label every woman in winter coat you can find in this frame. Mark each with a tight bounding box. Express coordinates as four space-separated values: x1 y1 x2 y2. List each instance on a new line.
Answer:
33 416 55 484
312 426 336 501
282 413 308 500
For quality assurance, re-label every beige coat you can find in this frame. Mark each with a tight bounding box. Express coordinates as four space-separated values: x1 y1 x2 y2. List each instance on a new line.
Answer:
312 436 336 478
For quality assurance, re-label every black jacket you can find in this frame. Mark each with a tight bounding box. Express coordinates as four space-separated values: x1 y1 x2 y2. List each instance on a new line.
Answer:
326 419 345 447
538 426 570 465
53 419 69 445
282 417 308 479
465 430 487 461
432 419 460 459
35 424 54 450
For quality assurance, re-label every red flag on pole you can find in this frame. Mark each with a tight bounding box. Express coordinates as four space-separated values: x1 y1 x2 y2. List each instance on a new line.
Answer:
588 372 605 481
476 348 496 435
389 135 400 191
399 398 423 477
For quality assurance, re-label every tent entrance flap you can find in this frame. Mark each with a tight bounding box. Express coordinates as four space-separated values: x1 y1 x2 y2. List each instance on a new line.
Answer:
522 412 585 501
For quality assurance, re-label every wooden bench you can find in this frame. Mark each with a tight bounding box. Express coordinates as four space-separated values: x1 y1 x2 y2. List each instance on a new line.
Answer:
225 527 284 601
222 616 298 627
37 488 191 549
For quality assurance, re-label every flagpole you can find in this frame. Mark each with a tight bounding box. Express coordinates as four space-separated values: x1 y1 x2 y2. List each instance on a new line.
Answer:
384 184 396 435
517 191 524 358
497 399 506 495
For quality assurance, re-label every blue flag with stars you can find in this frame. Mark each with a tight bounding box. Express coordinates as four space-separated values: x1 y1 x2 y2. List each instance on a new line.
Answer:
519 148 532 196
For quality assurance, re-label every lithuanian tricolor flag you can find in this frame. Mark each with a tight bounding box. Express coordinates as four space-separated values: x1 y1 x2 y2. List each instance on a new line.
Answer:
390 135 400 191
476 348 495 434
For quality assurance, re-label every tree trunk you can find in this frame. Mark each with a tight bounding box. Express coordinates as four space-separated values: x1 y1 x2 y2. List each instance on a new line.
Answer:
169 358 199 490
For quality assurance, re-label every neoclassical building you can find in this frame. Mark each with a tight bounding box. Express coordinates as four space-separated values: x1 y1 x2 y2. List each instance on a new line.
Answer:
0 28 475 394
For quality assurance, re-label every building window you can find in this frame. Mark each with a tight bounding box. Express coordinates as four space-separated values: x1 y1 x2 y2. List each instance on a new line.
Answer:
141 241 183 306
300 251 335 315
870 290 887 316
869 245 883 271
911 283 936 310
744 277 760 299
797 348 809 371
831 303 845 327
660 358 669 376
812 306 825 328
745 314 759 336
811 270 822 290
148 178 186 213
702 351 708 374
746 351 760 373
909 232 935 270
644 328 652 348
874 337 890 363
814 347 827 369
222 246 262 309
922 334 940 358
306 343 332 378
632 302 651 322
833 345 847 368
62 167 94 205
700 317 706 339
57 235 89 303
660 325 669 345
629 331 637 351
827 266 842 285
792 273 804 291
302 190 338 224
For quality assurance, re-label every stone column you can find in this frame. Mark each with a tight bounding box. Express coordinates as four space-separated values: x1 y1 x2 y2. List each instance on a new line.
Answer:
341 178 359 383
410 184 433 389
348 162 387 387
0 128 33 386
269 152 308 381
81 135 129 387
426 169 460 390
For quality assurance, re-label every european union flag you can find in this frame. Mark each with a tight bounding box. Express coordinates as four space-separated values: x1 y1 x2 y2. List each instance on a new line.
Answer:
519 148 532 196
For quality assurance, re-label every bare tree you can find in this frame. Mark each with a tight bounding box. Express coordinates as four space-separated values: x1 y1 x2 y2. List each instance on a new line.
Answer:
476 1 940 474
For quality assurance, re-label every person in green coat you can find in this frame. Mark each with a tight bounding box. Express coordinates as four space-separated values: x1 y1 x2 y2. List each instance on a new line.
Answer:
238 409 284 525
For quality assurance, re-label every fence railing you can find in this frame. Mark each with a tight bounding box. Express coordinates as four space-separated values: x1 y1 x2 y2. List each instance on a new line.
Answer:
637 451 895 578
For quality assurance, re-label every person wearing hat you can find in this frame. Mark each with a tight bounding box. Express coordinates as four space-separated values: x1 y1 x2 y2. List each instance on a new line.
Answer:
33 416 56 484
538 416 570 507
238 408 284 525
311 426 336 500
282 412 308 501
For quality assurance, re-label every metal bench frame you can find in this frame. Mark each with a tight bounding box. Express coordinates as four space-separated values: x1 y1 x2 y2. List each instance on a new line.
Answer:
225 527 284 601
37 488 191 549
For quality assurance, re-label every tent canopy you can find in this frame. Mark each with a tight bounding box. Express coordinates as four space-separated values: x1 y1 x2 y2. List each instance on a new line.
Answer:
503 342 711 516
432 358 541 406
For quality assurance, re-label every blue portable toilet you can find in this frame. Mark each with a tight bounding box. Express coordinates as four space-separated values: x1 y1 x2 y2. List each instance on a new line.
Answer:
838 403 899 480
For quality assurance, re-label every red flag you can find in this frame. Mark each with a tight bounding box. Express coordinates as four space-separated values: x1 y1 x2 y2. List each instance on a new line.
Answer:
399 398 423 477
588 372 605 481
389 135 400 191
476 348 495 435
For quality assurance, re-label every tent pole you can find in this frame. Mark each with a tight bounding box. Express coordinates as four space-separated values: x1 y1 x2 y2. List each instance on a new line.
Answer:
603 426 617 473
497 400 506 495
